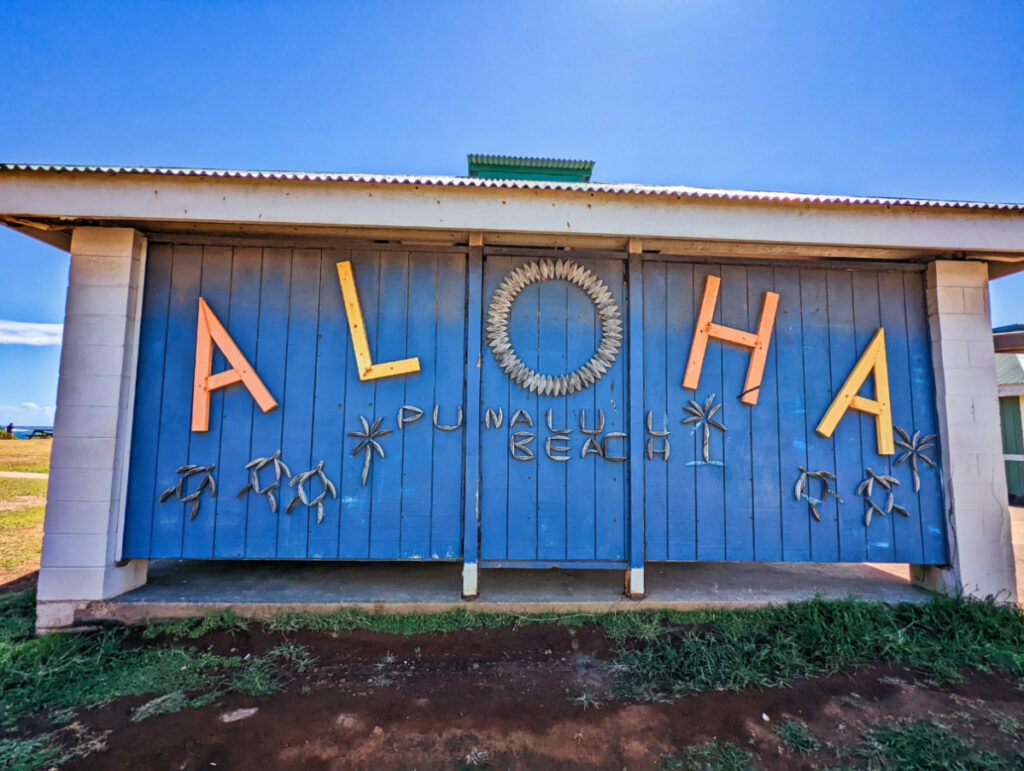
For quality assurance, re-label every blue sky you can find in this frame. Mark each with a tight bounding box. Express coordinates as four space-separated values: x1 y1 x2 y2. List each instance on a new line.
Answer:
2 1 1023 424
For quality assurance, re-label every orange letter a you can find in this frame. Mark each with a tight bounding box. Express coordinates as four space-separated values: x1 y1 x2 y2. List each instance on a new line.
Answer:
191 297 277 432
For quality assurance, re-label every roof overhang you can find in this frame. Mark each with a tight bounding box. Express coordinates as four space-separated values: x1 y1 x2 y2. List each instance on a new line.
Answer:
2 165 1024 273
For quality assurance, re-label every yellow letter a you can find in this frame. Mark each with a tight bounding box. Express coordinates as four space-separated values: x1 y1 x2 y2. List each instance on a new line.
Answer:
815 327 894 455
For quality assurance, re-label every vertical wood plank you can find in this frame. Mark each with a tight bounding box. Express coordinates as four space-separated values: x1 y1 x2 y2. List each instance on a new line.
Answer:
801 269 841 561
182 246 233 558
627 252 645 570
854 272 897 562
692 263 726 560
506 261 539 560
642 261 668 561
565 258 599 561
827 269 867 562
774 266 812 561
244 248 290 557
337 250 378 559
430 252 468 558
149 245 203 558
666 261 697 560
479 255 512 560
122 244 173 558
594 257 628 561
400 253 438 559
878 270 925 563
276 248 322 558
368 251 409 559
211 247 262 558
748 265 783 561
903 271 947 563
721 265 755 560
307 249 349 559
461 246 483 565
537 277 568 560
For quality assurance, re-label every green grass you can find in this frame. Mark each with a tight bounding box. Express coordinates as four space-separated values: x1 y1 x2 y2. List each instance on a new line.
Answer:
660 740 753 770
0 478 47 500
0 440 51 474
0 507 44 571
0 592 315 729
856 719 1009 769
775 718 821 753
610 596 1024 700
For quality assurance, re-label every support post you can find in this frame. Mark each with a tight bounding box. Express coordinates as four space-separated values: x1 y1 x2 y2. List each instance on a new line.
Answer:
912 261 1018 602
37 227 150 631
626 240 645 598
462 233 484 598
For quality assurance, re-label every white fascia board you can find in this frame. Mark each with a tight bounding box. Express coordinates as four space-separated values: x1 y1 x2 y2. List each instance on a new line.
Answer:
2 171 1024 252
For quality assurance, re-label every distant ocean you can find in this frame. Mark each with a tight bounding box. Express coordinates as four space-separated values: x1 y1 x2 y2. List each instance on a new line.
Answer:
8 426 54 439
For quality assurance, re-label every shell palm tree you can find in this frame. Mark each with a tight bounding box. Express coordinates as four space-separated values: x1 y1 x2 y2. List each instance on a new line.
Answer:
893 427 936 492
682 393 726 465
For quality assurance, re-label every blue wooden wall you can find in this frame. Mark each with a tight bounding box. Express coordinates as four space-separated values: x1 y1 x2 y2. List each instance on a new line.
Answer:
640 260 945 565
123 244 468 560
123 243 947 565
478 255 629 565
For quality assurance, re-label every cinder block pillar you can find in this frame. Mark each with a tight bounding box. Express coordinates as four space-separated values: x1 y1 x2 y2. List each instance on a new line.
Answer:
911 260 1018 602
36 227 149 631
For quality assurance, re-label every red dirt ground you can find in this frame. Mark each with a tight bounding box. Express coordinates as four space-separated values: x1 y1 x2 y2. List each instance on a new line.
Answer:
6 574 1023 769
57 624 1024 770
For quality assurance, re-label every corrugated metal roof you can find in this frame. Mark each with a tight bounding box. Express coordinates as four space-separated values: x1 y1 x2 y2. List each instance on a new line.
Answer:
466 154 594 170
997 353 1024 385
2 163 1022 211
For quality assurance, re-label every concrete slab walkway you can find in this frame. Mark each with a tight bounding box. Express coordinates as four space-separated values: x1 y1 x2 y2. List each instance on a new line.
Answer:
77 559 931 625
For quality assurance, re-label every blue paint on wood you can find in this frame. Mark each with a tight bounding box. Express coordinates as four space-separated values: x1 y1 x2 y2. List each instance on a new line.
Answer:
590 258 627 562
183 246 233 558
565 269 598 561
504 263 540 560
403 253 439 560
774 268 812 561
748 266 783 561
462 247 483 566
627 253 645 569
337 250 378 559
307 249 348 559
430 252 468 559
244 248 291 558
123 244 173 558
479 255 512 560
642 261 668 561
211 247 262 558
827 270 867 562
369 251 409 559
150 245 202 558
903 271 947 562
721 265 755 560
127 245 947 566
801 269 841 561
878 271 925 563
665 262 697 560
691 264 727 560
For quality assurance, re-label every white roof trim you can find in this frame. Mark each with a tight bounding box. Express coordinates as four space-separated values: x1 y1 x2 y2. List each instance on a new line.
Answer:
2 163 1023 211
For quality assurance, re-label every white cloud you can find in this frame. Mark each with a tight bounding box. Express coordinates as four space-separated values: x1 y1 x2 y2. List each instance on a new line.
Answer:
0 402 56 426
0 319 63 346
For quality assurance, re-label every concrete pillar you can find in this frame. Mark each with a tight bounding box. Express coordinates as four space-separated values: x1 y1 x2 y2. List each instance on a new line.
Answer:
36 227 149 631
911 260 1018 602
